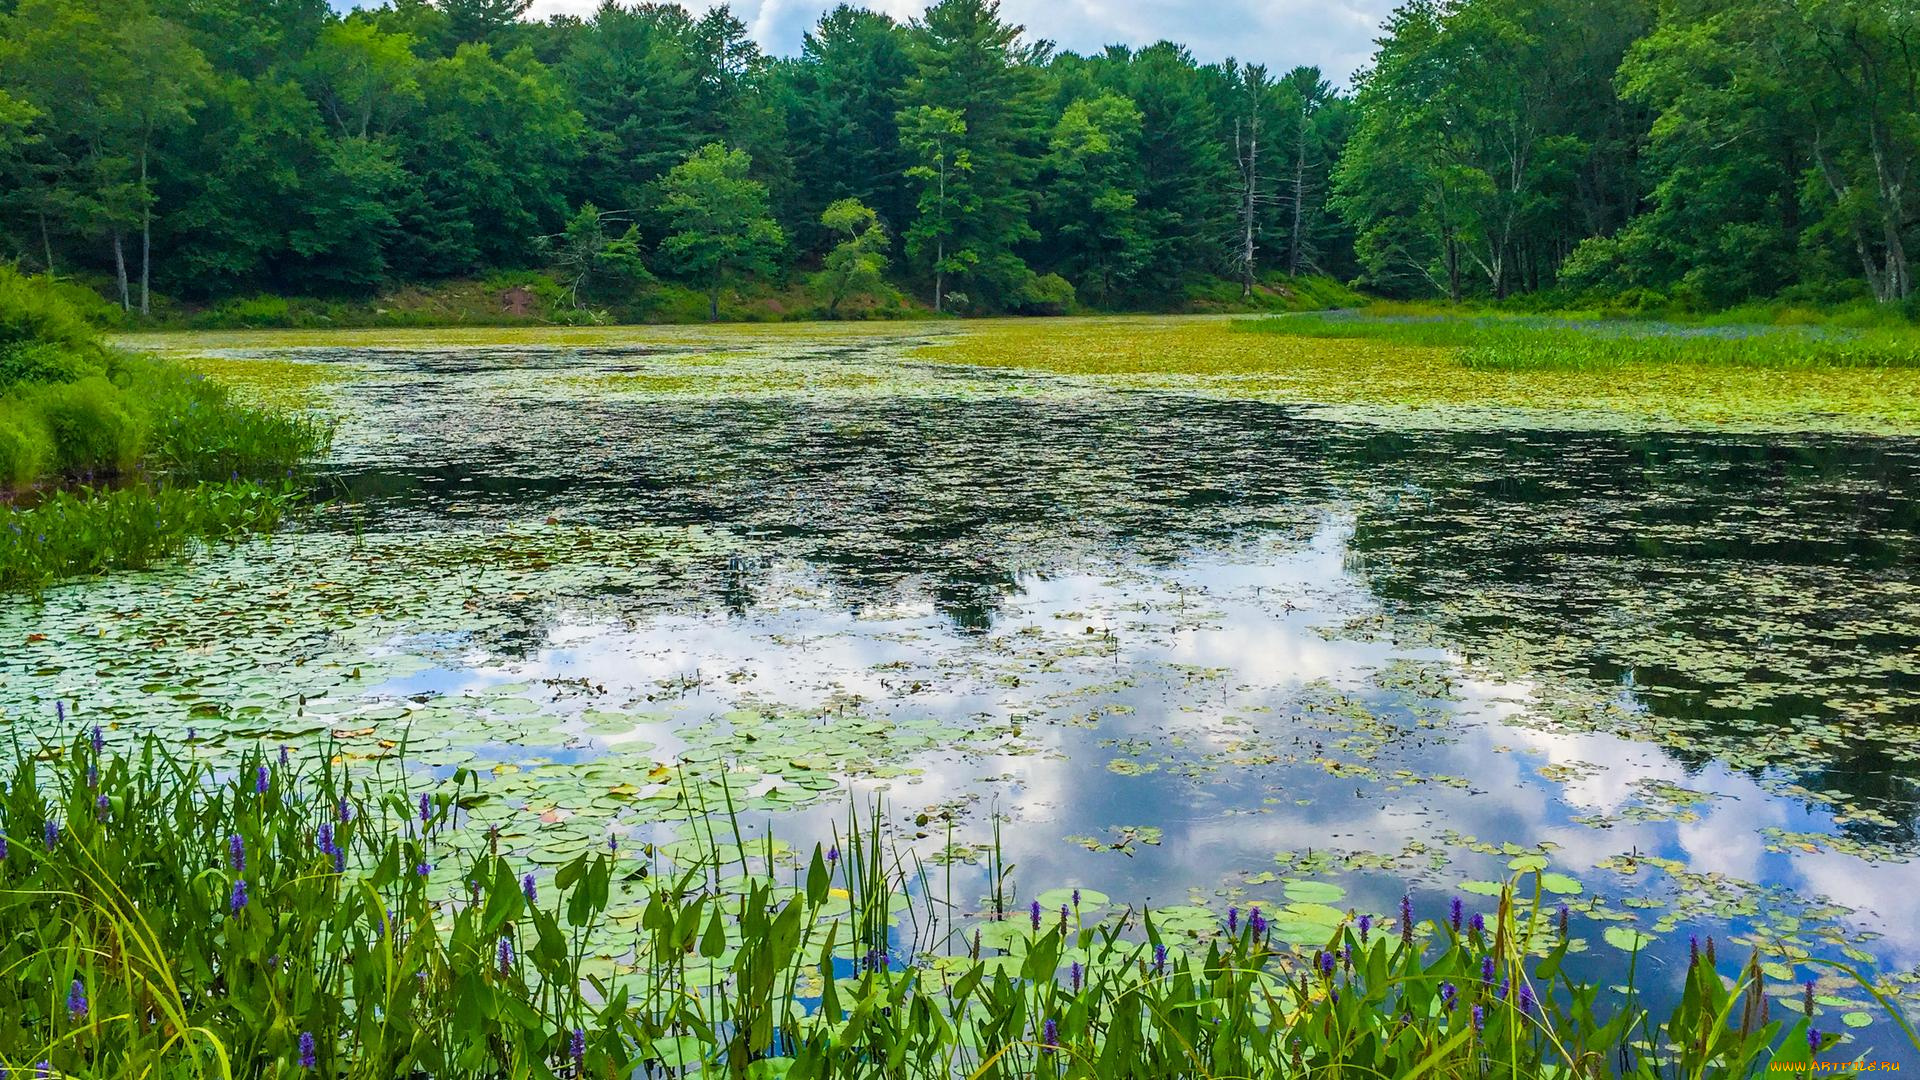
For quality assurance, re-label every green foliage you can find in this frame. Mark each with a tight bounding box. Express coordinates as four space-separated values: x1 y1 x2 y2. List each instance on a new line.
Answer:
3 0 1913 315
0 741 1904 1075
1018 271 1077 315
0 399 52 489
815 197 891 316
551 202 649 306
658 142 786 321
0 480 297 591
22 376 147 477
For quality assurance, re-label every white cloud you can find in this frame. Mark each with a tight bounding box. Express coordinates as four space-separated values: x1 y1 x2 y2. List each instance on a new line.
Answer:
521 0 1393 83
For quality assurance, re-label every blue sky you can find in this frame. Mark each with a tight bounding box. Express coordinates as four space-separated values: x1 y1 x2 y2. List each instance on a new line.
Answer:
330 1 1394 84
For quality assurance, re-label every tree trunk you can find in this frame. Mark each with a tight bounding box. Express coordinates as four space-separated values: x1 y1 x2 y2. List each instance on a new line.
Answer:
38 212 54 273
934 237 944 314
140 146 152 317
708 283 720 322
1289 115 1308 276
1236 116 1258 298
112 230 131 312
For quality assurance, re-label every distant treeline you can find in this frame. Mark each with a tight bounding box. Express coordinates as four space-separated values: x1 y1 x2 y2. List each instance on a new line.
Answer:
0 0 1914 316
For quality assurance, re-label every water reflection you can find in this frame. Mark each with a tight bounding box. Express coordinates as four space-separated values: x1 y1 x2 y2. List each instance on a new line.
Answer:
160 339 1920 1014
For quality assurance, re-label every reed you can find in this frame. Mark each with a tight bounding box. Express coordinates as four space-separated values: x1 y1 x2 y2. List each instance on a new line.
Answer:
2 727 1902 1077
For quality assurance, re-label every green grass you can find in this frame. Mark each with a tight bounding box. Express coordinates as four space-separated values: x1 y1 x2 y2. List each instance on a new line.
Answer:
1239 312 1920 370
0 730 1903 1077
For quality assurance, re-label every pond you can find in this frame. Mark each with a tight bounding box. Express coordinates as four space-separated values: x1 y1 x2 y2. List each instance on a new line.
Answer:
10 323 1920 1044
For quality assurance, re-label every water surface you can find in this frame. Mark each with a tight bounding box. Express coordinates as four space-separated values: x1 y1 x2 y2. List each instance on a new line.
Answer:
9 331 1920 1042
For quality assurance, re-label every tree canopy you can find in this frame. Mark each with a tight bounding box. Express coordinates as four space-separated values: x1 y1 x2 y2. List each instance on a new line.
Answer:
0 0 1913 313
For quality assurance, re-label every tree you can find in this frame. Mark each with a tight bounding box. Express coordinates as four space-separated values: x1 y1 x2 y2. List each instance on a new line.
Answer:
390 43 581 276
442 0 530 49
657 142 785 321
781 6 915 250
0 0 208 313
814 197 888 316
898 104 976 312
1038 92 1145 306
302 20 423 140
551 202 646 305
1618 0 1916 303
897 0 1045 310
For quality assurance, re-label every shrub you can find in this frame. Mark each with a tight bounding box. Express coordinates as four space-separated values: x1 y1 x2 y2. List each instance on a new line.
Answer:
0 266 101 358
27 376 148 477
0 401 53 490
0 338 104 388
198 294 297 330
1018 272 1077 315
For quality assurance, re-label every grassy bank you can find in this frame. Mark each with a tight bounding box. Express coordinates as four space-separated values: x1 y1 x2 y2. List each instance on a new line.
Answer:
910 315 1920 434
1 726 1895 1077
1 268 329 591
75 270 1359 332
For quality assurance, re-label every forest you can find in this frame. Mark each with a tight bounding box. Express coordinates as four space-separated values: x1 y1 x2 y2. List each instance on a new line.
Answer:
0 0 1916 319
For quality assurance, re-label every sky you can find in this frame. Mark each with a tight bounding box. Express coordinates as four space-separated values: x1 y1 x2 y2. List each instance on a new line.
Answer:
339 1 1397 85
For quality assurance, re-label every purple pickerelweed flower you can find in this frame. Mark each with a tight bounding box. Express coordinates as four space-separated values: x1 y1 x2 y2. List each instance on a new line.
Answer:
1030 900 1042 932
1059 904 1070 933
1228 906 1239 935
1319 949 1335 977
96 793 110 816
1558 904 1570 939
1070 961 1083 992
1439 982 1457 1012
571 1027 586 1072
608 835 618 855
1153 943 1167 975
255 765 270 795
1518 983 1535 1017
338 798 353 824
44 819 58 850
1041 1018 1059 1055
0 833 8 861
1072 888 1081 910
299 1031 316 1068
67 978 86 1021
229 833 246 872
279 745 291 768
90 724 102 754
1809 1028 1823 1056
1400 894 1414 948
57 701 66 725
497 935 515 975
1689 935 1700 968
415 862 432 877
230 878 249 915
1450 896 1464 932
1497 977 1510 1001
825 844 839 865
419 792 432 827
1481 955 1495 985
1804 980 1816 1017
1248 906 1268 941
87 762 98 790
1472 1004 1485 1033
35 1062 51 1080
522 873 538 905
318 821 336 856
1469 912 1485 936
1356 913 1370 943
